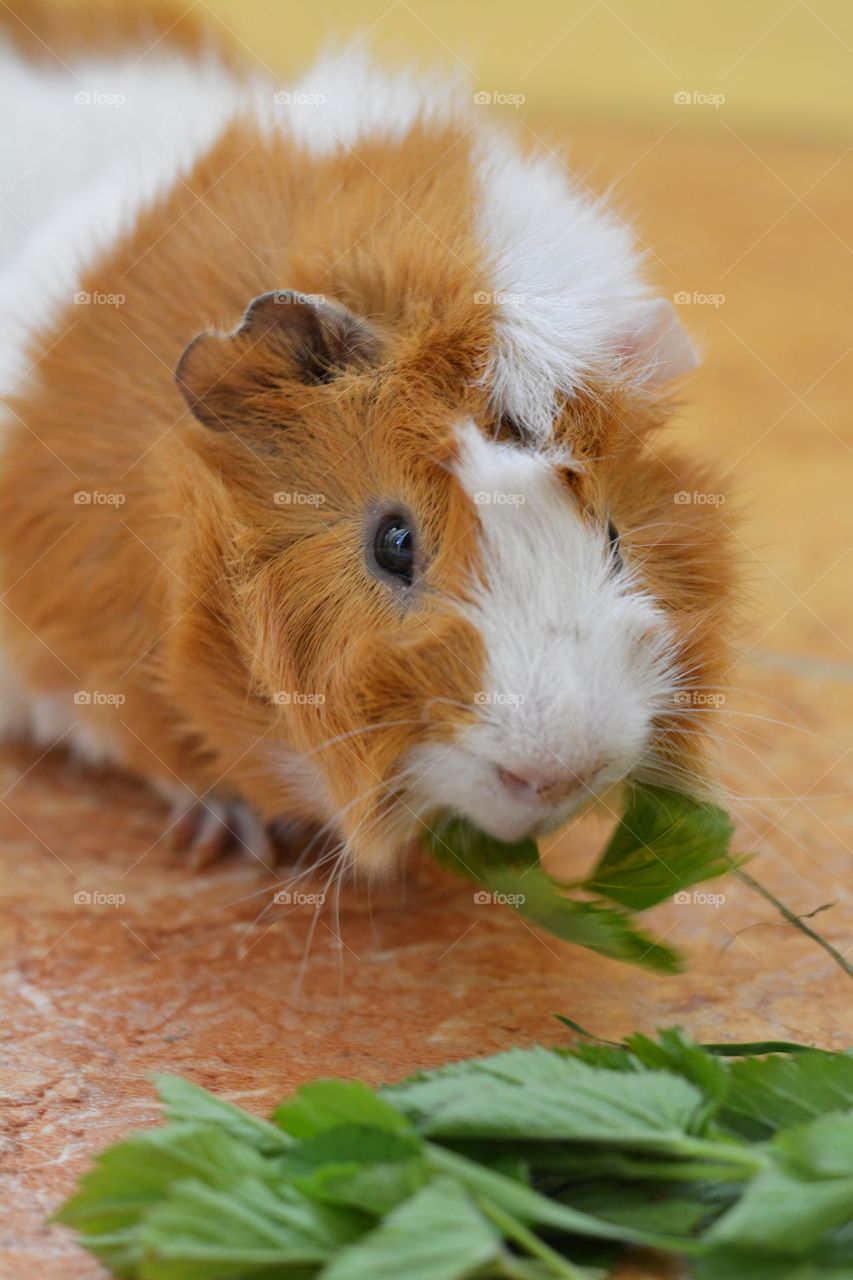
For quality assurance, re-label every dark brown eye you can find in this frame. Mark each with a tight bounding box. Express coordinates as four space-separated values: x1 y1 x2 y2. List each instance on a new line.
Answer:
607 519 623 574
373 515 415 584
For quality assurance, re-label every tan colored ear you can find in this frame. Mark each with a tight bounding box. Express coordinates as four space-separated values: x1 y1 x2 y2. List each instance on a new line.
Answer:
622 298 700 388
175 290 380 431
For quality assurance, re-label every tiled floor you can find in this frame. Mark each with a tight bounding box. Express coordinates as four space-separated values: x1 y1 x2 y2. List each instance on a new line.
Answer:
3 121 851 1278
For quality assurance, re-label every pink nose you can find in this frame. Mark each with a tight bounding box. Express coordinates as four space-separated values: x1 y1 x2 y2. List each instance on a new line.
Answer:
497 764 603 806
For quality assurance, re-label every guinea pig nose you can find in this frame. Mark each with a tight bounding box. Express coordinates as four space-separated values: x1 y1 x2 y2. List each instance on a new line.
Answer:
497 764 601 806
496 766 542 803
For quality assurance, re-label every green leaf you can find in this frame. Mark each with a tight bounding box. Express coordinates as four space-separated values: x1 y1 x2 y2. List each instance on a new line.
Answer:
707 1114 853 1255
137 1176 366 1279
294 1158 431 1216
277 1124 429 1215
317 1177 507 1280
584 783 733 911
54 1035 853 1280
53 1124 268 1275
774 1112 853 1178
424 815 682 973
622 1029 729 1126
383 1045 706 1148
279 1125 422 1176
563 1183 708 1236
155 1076 292 1153
695 1250 853 1280
554 1014 816 1058
720 1051 853 1140
273 1080 409 1140
701 1041 817 1056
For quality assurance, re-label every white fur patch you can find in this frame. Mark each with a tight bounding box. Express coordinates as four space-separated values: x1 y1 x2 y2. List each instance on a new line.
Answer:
473 135 655 442
258 47 465 155
0 47 263 398
0 44 268 747
407 424 677 841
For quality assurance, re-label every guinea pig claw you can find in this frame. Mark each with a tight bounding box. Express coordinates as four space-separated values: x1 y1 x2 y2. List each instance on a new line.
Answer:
167 798 273 870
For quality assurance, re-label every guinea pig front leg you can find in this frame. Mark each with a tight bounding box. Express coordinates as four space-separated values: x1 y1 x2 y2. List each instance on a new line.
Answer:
166 795 273 870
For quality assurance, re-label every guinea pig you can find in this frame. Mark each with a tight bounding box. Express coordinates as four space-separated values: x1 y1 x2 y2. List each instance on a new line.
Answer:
0 4 736 874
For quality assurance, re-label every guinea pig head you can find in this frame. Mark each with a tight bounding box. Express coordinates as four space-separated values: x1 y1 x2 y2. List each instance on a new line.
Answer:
176 291 734 872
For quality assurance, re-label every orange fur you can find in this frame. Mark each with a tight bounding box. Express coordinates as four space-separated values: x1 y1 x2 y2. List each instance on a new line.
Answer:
0 9 737 870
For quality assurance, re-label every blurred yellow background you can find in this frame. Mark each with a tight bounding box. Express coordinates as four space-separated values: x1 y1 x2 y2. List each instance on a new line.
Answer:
194 0 850 138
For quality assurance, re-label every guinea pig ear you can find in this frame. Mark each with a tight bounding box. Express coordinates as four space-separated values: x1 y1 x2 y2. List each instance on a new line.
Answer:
175 290 380 431
620 298 699 389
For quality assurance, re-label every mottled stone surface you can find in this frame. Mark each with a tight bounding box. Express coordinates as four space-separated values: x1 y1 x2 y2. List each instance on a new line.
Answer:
2 121 852 1277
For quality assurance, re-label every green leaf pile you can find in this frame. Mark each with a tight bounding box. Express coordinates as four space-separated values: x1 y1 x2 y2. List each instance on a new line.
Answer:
55 1025 853 1279
424 782 735 972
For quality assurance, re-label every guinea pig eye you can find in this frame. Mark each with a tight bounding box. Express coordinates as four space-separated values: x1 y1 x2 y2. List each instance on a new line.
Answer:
607 519 624 574
373 515 415 584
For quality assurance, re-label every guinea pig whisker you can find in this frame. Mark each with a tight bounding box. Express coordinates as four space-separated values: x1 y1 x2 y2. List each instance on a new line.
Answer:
669 681 810 721
294 853 348 993
421 695 481 718
235 845 345 947
666 705 831 741
303 719 428 758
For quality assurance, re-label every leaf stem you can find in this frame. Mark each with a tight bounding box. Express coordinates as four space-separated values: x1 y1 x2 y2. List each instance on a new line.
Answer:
479 1196 586 1279
424 1143 705 1255
734 866 853 980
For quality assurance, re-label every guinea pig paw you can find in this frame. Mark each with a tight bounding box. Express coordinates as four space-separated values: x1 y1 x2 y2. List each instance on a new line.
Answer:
167 798 273 870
